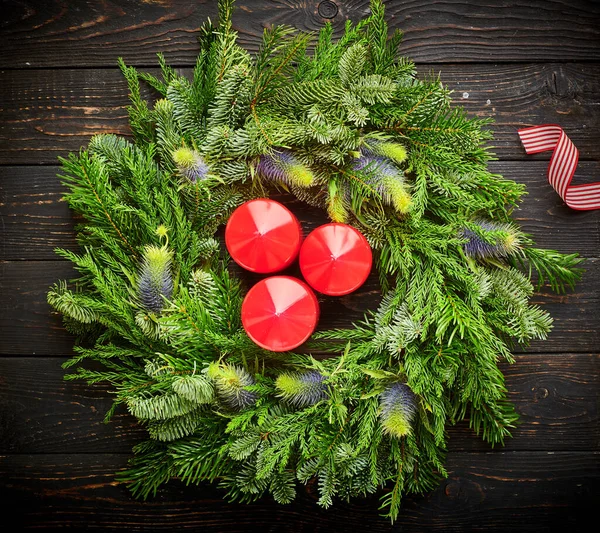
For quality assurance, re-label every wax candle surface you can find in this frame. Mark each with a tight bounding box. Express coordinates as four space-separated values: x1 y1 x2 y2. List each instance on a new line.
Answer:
299 223 372 296
225 199 302 273
241 276 319 352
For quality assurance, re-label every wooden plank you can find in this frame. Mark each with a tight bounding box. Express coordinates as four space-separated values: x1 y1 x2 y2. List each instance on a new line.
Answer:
1 63 600 164
494 162 600 260
0 355 596 454
441 63 600 162
526 257 599 353
0 261 76 356
452 354 600 452
0 258 598 356
1 0 599 68
0 167 78 260
2 163 598 261
0 68 133 166
0 358 146 454
0 452 596 531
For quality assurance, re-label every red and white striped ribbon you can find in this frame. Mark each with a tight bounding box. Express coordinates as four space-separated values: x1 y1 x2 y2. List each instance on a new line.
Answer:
518 125 600 211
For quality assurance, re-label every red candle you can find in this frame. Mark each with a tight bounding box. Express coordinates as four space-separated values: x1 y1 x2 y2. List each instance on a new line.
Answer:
241 276 319 352
299 223 372 296
225 199 302 274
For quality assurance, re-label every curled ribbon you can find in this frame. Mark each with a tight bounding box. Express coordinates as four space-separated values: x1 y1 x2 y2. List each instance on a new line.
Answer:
518 125 600 211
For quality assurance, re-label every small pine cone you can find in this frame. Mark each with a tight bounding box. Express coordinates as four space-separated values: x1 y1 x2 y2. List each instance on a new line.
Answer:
138 245 174 314
352 155 411 213
461 220 521 259
362 139 408 165
173 146 210 182
208 363 257 410
379 382 417 438
275 370 328 407
256 150 315 187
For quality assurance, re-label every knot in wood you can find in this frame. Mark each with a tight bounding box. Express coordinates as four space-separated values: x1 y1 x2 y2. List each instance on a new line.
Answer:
444 481 460 499
533 386 549 401
318 1 338 19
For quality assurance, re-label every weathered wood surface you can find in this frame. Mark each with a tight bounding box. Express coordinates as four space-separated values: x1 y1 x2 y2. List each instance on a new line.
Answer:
1 0 599 529
2 162 599 261
1 0 599 68
1 258 598 356
0 452 596 531
2 64 600 164
0 355 597 454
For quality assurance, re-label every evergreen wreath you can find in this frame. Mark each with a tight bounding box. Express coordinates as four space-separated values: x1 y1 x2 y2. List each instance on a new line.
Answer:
48 0 582 521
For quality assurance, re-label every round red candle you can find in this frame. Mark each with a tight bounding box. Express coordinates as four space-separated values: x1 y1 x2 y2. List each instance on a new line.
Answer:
299 223 372 296
225 199 302 274
241 276 319 352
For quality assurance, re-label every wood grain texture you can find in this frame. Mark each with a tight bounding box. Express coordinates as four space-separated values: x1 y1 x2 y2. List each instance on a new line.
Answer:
1 0 599 68
0 355 597 454
2 163 599 261
1 0 599 527
526 258 599 353
0 452 596 531
0 261 76 355
1 258 598 356
0 167 78 260
0 358 145 454
1 63 599 164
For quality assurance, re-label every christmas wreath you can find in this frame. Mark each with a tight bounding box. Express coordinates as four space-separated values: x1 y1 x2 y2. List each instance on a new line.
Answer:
48 0 582 521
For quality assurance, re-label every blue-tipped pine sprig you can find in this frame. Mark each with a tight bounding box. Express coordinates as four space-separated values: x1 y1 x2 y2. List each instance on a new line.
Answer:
462 220 521 259
137 245 174 314
208 362 258 411
256 150 315 187
362 139 408 165
379 382 417 438
275 370 328 407
353 154 412 213
173 146 210 182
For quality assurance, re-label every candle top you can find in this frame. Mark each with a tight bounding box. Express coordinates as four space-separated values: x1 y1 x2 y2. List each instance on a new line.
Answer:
225 199 302 274
241 276 319 352
299 223 373 296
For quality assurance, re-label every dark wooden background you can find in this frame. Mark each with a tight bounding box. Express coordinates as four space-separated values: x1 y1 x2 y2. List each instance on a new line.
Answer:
1 0 599 530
